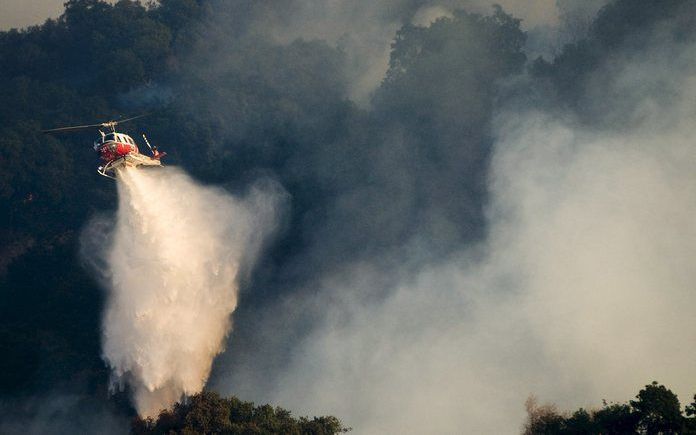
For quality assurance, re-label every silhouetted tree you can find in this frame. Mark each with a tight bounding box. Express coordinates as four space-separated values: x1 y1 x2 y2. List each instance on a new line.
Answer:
631 382 683 435
524 382 691 435
593 403 639 434
131 391 349 434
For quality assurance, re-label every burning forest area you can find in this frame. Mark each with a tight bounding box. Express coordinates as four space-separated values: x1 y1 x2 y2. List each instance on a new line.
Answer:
2 0 696 434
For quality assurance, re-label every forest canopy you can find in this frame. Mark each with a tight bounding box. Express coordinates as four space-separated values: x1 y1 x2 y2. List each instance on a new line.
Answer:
524 382 696 435
132 391 349 435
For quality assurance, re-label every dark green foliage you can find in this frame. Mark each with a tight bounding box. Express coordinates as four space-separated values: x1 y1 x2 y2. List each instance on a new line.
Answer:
593 403 639 435
524 382 696 435
131 391 349 434
563 409 595 434
684 395 696 434
630 382 683 435
0 0 192 401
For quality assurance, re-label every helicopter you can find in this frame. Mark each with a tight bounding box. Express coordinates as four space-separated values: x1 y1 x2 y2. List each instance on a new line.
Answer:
42 115 166 179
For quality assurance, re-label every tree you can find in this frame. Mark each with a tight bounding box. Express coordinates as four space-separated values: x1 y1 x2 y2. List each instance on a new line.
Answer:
593 403 639 434
524 382 691 435
522 396 565 435
131 391 349 434
683 394 696 434
631 382 683 435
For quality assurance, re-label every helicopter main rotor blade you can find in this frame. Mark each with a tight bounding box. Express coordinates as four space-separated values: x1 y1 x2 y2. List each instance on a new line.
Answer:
42 123 106 133
112 113 151 125
43 113 152 133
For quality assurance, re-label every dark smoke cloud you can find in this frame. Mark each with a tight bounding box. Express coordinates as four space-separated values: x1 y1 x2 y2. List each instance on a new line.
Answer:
161 5 528 418
212 0 608 104
191 1 696 433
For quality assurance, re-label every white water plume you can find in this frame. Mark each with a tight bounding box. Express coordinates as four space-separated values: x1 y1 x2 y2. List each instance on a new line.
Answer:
82 166 281 417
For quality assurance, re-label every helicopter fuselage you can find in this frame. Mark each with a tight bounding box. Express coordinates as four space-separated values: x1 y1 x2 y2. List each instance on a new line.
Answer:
42 115 165 179
94 131 163 179
95 132 139 161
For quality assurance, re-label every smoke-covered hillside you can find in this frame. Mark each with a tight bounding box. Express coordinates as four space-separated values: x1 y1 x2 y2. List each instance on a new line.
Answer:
2 0 696 433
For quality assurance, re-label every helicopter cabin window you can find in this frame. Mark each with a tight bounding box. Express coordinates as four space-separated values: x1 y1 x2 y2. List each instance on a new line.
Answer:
105 133 115 142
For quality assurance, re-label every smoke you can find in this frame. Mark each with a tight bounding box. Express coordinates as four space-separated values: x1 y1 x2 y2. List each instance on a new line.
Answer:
82 167 282 416
221 91 696 435
229 0 606 105
210 4 696 434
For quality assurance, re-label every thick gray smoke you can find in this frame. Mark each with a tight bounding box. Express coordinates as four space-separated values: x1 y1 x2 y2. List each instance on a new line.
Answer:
211 6 696 435
83 167 281 416
221 84 696 434
235 0 608 104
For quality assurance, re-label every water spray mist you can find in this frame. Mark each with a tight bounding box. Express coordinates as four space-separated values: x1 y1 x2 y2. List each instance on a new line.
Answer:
82 167 280 416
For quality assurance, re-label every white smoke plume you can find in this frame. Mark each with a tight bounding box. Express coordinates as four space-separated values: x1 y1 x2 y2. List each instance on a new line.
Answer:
83 167 281 417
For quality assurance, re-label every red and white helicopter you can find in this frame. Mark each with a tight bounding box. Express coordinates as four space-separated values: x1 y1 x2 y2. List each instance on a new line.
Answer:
43 115 166 179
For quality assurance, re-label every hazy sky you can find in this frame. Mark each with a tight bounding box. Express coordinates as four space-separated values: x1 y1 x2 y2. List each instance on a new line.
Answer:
0 0 65 30
0 0 581 30
0 0 609 31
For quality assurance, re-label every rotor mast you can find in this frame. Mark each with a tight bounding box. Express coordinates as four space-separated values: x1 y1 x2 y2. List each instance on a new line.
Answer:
102 121 118 132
